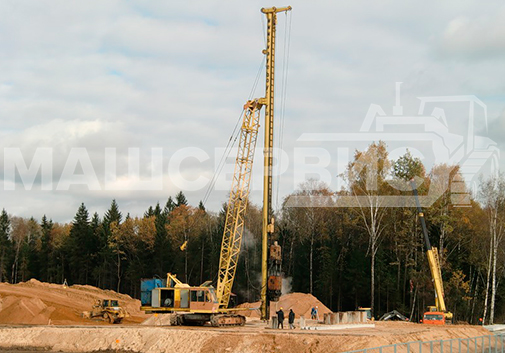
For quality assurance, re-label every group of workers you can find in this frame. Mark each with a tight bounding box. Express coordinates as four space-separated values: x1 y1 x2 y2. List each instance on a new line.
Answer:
275 305 319 329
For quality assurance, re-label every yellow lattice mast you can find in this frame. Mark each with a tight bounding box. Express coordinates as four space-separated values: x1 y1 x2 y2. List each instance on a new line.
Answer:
216 100 263 308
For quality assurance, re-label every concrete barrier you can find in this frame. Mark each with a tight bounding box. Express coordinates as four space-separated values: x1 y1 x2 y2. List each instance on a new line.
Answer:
360 311 367 322
340 312 348 323
271 317 278 329
324 313 331 324
331 313 339 324
299 315 306 329
348 311 356 323
352 311 360 323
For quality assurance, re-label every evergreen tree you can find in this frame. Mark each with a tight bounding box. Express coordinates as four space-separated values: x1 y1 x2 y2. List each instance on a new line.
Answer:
90 212 101 234
175 191 188 207
89 212 102 285
104 199 122 225
144 206 154 218
39 215 53 282
198 201 206 212
99 200 123 289
165 197 176 213
68 203 93 284
19 217 40 282
152 202 170 276
0 209 12 283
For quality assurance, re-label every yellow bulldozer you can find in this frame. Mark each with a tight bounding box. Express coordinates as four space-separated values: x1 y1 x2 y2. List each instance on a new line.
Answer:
82 299 129 324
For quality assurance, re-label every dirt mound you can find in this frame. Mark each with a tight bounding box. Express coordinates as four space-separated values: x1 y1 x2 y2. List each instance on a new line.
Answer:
237 292 332 318
0 279 148 325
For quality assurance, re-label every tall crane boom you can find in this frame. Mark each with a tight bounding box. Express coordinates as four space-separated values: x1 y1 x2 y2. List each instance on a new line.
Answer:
410 180 452 323
216 100 263 308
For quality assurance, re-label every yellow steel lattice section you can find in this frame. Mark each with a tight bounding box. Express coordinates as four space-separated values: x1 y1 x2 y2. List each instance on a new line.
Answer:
216 100 262 308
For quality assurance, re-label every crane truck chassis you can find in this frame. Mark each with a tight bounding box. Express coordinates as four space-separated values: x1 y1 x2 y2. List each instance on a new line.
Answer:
141 274 245 327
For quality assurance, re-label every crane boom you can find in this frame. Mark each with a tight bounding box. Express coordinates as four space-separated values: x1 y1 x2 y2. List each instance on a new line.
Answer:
410 180 452 321
216 100 263 308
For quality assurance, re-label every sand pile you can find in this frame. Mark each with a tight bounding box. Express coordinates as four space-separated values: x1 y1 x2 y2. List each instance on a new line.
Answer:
237 292 332 319
0 278 148 325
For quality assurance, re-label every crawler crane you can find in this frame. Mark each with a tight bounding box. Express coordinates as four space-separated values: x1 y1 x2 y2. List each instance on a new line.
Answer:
140 6 291 326
411 180 453 325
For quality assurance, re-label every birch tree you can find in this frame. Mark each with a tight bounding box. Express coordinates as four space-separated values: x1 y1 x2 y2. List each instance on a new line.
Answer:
283 179 333 294
345 142 391 315
478 173 505 324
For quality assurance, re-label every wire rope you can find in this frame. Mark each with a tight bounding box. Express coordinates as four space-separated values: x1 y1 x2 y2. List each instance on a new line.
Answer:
202 57 265 207
274 11 292 211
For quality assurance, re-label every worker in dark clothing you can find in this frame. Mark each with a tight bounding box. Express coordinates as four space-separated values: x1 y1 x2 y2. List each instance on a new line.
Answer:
288 309 295 329
276 307 284 329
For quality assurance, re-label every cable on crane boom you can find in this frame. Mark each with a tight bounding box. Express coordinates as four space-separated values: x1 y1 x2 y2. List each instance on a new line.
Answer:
202 57 266 207
274 10 292 211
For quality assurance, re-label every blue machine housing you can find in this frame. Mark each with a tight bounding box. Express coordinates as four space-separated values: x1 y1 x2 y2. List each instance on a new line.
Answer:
140 278 166 306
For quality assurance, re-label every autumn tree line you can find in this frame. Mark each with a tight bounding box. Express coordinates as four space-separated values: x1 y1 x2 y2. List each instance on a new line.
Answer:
0 142 504 324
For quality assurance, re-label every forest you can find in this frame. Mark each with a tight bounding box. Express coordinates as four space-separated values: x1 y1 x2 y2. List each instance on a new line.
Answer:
0 142 504 325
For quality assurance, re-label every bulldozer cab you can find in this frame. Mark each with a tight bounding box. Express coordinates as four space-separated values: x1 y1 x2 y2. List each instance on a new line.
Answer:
102 299 119 308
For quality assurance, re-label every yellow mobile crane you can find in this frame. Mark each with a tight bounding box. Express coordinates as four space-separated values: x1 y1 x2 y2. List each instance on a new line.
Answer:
140 6 291 326
410 180 453 324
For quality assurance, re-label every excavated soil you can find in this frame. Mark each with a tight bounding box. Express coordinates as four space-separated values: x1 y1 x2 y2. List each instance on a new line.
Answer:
0 279 493 353
0 279 148 325
236 292 332 318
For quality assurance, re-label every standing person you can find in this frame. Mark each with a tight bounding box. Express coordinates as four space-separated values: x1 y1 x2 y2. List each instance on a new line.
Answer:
276 307 285 329
311 306 316 320
288 309 295 329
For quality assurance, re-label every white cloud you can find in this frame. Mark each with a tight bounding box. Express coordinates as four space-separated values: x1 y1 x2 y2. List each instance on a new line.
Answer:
440 9 505 58
0 0 504 221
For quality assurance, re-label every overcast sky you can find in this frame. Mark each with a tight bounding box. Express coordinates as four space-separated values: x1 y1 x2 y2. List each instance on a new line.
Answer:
1 0 505 222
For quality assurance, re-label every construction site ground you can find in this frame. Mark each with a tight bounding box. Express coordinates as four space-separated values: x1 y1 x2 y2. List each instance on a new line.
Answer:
0 280 493 353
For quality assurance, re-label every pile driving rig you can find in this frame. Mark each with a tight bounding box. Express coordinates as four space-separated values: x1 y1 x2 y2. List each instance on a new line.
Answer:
141 6 291 326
